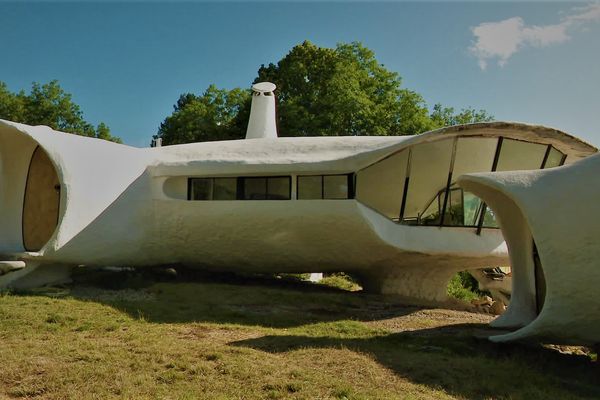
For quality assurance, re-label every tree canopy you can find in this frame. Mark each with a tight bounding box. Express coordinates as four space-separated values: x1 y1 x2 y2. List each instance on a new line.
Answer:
0 80 121 143
157 85 251 145
156 41 493 145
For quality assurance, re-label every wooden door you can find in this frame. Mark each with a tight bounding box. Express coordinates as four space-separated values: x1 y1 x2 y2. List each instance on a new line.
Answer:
23 147 60 251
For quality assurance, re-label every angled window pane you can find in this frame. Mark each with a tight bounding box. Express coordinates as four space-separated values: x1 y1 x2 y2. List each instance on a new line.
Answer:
463 191 484 227
441 137 497 226
403 139 454 224
297 176 322 199
483 207 499 228
544 147 564 168
213 178 237 200
356 150 408 220
420 190 443 225
496 139 547 171
444 188 465 226
244 178 267 200
267 177 291 200
323 175 348 199
452 138 497 178
190 178 212 200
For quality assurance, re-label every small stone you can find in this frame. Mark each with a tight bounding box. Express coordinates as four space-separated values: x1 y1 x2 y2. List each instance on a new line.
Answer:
471 296 493 307
490 300 506 315
164 268 177 278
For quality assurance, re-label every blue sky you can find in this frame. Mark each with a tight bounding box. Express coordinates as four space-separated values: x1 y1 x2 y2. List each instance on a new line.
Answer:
1 1 599 147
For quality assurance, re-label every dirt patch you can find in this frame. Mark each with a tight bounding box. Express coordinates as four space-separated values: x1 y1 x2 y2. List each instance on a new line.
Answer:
366 307 495 333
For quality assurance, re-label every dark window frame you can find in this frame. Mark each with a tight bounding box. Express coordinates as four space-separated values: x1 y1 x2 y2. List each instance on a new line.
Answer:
187 176 292 201
296 173 355 200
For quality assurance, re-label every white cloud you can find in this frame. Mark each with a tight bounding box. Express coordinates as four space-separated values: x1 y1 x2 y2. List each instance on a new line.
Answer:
469 2 600 70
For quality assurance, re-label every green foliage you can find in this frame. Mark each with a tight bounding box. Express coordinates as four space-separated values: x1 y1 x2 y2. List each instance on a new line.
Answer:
256 41 433 136
157 41 494 144
319 273 362 291
0 80 121 143
156 85 251 145
447 272 479 302
430 103 494 128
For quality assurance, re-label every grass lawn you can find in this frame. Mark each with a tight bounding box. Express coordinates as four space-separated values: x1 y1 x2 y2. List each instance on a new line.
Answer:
0 268 597 399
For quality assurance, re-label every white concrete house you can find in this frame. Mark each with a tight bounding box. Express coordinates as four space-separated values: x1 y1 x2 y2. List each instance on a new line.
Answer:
0 83 598 344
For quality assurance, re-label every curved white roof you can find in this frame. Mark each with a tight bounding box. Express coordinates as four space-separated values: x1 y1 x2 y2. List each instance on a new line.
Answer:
149 122 597 176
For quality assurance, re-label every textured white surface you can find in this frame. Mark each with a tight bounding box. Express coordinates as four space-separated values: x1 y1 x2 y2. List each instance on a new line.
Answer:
246 83 278 139
0 118 598 329
459 154 600 345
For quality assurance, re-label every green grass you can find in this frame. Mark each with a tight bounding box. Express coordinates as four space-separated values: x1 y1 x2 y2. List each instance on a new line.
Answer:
0 268 597 399
318 273 362 292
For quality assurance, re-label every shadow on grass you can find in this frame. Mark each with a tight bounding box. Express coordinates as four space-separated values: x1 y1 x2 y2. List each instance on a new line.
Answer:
14 267 599 399
232 326 600 400
38 267 430 328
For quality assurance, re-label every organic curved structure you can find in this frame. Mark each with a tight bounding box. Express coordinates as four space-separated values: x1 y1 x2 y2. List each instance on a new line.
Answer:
459 154 600 346
1 117 596 308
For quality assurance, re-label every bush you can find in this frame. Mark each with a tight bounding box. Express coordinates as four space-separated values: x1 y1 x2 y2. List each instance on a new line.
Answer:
447 273 479 301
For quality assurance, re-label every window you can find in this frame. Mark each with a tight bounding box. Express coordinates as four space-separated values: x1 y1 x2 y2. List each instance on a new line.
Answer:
188 176 291 201
297 176 322 200
544 146 565 168
354 135 564 230
355 150 408 220
189 178 212 200
213 178 237 200
324 175 349 199
496 139 548 171
242 177 291 200
297 174 354 200
402 139 454 224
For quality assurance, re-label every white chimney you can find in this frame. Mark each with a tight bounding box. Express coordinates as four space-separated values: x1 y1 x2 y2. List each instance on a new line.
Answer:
245 82 278 139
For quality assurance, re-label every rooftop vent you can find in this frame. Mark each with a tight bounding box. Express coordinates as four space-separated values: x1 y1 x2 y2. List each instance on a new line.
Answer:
245 82 277 139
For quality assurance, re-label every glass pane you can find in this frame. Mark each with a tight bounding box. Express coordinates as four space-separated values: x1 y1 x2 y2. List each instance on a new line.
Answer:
441 138 498 226
452 137 498 178
463 191 483 227
444 188 465 226
544 147 564 168
267 177 290 200
297 176 322 199
190 178 212 200
243 178 267 200
356 150 408 220
213 178 237 200
496 139 547 171
403 139 454 224
483 207 499 228
420 191 442 225
323 175 348 199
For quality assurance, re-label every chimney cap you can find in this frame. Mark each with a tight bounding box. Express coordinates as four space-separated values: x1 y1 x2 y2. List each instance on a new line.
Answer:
252 82 276 94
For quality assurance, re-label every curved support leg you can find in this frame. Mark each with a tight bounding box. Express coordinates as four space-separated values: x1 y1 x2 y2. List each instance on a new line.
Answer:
360 264 458 304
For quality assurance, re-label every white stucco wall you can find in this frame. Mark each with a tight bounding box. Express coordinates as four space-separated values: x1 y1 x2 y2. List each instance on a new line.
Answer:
459 154 600 346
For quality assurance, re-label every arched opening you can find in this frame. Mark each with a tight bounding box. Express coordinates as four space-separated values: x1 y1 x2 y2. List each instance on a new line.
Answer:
22 146 60 252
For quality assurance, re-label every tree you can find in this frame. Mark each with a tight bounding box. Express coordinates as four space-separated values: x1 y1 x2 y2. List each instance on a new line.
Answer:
0 80 121 143
429 103 494 128
157 41 494 144
255 41 434 136
156 85 251 145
